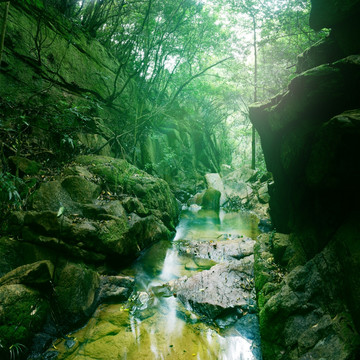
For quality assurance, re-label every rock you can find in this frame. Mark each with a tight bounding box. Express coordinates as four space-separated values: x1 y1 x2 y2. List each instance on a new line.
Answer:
220 164 232 176
9 156 41 175
97 275 135 304
74 155 179 224
309 0 360 31
201 187 221 211
258 219 273 233
61 176 101 203
53 262 100 329
0 284 49 349
223 172 249 199
271 233 293 266
77 133 112 156
11 154 180 266
177 237 255 264
257 183 270 204
254 234 360 359
169 263 256 319
127 214 172 252
187 191 204 206
250 56 360 234
205 173 227 206
121 197 148 216
0 260 54 287
30 181 77 213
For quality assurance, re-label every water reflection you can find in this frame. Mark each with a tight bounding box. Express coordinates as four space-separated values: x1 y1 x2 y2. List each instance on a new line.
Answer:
50 209 261 360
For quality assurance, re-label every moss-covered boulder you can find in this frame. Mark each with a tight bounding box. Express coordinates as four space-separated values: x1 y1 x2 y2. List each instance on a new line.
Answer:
74 155 179 226
11 155 179 267
0 260 54 287
0 284 49 350
201 188 221 211
9 156 41 176
53 263 100 329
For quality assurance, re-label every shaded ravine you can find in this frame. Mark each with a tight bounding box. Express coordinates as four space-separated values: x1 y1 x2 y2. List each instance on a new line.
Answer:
46 208 262 360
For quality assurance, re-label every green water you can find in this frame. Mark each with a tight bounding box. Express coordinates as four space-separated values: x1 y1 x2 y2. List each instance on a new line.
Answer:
50 208 262 360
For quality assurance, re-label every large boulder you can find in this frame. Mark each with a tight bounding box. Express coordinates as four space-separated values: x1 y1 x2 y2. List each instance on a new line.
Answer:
201 187 221 211
205 173 226 206
0 260 54 287
52 262 100 329
168 261 255 320
9 155 179 266
250 56 360 235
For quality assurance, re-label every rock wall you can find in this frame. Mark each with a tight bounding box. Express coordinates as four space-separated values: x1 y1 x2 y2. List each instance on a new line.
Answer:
249 0 360 358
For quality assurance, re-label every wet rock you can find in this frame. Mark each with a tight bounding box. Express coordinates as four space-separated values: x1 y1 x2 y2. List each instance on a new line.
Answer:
97 275 135 304
177 237 255 264
187 191 205 206
128 213 172 252
0 260 54 287
130 291 156 320
205 173 226 206
201 187 221 211
169 262 256 320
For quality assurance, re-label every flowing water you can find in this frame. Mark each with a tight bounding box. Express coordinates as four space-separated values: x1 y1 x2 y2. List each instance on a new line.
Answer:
50 208 262 360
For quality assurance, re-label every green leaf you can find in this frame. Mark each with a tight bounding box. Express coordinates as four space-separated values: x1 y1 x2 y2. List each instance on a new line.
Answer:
57 206 65 217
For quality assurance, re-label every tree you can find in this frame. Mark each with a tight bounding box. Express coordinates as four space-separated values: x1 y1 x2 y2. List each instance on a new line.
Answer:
0 1 9 68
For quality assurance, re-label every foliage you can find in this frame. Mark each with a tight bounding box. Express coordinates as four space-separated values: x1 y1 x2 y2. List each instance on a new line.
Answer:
9 343 27 360
4 0 330 173
0 172 22 210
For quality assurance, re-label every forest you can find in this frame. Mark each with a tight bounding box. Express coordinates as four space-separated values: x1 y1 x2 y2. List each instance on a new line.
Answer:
0 0 359 359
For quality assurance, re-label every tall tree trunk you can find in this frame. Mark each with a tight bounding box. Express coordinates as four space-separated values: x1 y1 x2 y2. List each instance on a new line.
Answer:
251 15 258 170
0 1 10 68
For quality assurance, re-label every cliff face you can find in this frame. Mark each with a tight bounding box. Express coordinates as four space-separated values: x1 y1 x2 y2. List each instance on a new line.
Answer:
0 1 223 193
250 0 360 358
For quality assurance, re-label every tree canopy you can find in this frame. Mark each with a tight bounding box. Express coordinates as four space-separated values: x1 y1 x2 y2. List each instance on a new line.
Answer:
2 0 329 170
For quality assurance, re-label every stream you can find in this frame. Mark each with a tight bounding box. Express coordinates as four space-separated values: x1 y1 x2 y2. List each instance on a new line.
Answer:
49 207 262 360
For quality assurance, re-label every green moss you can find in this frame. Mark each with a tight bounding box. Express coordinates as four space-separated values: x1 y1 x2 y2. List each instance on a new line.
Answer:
96 217 131 256
75 155 140 190
0 284 49 348
9 156 41 176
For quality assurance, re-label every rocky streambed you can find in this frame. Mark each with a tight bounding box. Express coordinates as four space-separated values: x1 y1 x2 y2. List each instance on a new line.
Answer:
43 207 262 360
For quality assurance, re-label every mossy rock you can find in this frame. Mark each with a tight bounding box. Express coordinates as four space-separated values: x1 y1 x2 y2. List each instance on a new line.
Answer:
9 156 41 176
30 181 77 213
74 155 135 189
0 260 54 287
95 217 132 256
201 187 221 211
53 262 100 329
0 284 49 349
61 176 101 203
74 155 179 224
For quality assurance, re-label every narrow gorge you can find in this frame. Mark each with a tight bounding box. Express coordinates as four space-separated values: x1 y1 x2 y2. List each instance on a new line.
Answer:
0 0 359 359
